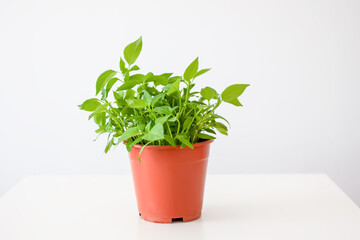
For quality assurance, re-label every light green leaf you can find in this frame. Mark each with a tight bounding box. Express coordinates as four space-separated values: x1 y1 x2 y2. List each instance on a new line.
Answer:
143 123 164 141
78 98 101 111
118 126 142 142
124 36 142 66
143 90 152 106
126 137 143 151
195 68 211 78
117 78 143 91
126 99 147 108
101 88 107 100
153 106 173 115
213 122 228 135
176 135 194 149
200 87 217 100
154 75 169 86
96 70 117 95
168 76 182 83
106 77 119 94
184 57 199 81
93 112 105 127
167 78 181 95
182 117 192 132
129 65 140 71
225 98 242 106
221 84 249 106
155 115 170 125
164 135 176 147
119 58 127 74
198 133 216 139
151 93 165 106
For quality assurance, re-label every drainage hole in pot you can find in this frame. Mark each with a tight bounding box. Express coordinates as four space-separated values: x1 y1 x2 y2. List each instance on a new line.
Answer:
172 217 183 222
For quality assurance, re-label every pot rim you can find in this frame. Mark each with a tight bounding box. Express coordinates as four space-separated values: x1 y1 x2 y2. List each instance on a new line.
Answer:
124 139 214 149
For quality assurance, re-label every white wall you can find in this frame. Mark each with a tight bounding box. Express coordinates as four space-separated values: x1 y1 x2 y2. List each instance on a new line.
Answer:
1 0 359 205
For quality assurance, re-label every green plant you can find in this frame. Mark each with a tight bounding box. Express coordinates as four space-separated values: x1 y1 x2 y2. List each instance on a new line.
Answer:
79 37 249 160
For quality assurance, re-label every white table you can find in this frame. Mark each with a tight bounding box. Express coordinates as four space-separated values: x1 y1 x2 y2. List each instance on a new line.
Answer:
0 174 359 240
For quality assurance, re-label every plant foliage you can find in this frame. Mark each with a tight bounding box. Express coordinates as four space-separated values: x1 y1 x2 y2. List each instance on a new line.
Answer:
79 37 249 160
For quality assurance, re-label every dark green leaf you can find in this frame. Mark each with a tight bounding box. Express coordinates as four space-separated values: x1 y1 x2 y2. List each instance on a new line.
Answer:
124 36 142 65
96 70 117 95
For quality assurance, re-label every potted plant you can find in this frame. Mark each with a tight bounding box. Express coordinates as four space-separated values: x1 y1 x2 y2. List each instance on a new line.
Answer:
78 37 249 223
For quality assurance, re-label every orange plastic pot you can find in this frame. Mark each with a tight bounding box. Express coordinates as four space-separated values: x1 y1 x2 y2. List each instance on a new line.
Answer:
128 139 213 223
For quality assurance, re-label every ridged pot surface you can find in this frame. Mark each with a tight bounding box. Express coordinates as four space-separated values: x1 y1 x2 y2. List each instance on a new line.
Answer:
128 140 213 223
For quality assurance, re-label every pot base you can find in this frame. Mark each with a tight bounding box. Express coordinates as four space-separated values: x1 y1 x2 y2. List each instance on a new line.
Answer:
139 212 201 223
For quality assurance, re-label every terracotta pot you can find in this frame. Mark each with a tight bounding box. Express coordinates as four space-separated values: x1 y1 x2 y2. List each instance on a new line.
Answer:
128 139 213 223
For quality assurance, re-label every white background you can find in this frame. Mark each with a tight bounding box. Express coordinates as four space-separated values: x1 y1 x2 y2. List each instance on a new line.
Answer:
0 0 359 205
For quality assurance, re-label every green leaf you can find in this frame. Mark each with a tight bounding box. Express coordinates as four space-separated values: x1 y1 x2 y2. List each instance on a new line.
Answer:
168 76 182 83
153 106 173 115
154 75 169 86
126 99 147 108
117 79 143 91
164 135 176 147
198 133 216 139
195 68 211 78
124 36 142 66
155 115 170 125
119 58 127 74
106 77 119 94
126 137 143 151
200 87 217 101
143 90 152 106
129 65 140 72
221 84 249 106
143 123 164 141
182 117 192 132
176 135 194 149
167 78 181 95
213 122 228 135
101 88 107 100
151 93 165 106
93 112 106 127
118 126 142 142
96 70 117 95
211 114 230 126
105 136 113 153
203 128 216 134
184 57 199 81
78 98 101 111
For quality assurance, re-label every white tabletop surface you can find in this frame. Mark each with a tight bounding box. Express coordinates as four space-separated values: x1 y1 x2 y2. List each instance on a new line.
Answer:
0 174 359 240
